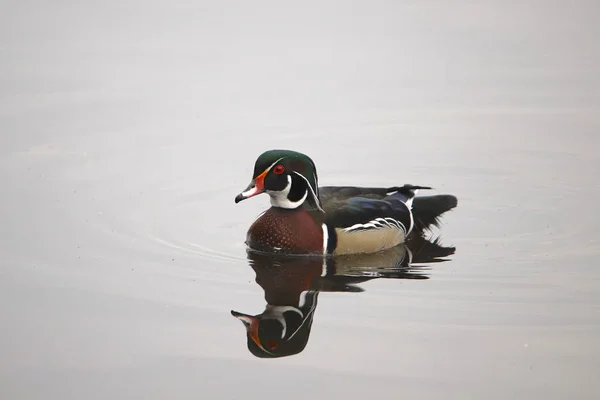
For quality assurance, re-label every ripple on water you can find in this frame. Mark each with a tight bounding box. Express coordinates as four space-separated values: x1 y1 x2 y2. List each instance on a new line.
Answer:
91 181 250 277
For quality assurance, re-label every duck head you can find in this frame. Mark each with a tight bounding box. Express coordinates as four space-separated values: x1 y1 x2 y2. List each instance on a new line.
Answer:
234 150 323 212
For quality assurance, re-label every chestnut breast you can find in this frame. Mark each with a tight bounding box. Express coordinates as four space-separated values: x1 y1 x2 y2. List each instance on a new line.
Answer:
246 207 324 255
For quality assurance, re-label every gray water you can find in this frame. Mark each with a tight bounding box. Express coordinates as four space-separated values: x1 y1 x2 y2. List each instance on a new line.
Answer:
1 1 599 399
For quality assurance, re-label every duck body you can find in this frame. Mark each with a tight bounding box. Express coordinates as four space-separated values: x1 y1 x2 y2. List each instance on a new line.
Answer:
235 150 457 256
324 188 414 255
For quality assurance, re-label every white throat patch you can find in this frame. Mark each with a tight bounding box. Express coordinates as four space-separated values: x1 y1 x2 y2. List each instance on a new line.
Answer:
267 175 307 209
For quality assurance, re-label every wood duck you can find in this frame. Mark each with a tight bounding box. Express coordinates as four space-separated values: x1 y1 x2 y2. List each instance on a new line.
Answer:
232 236 455 358
235 149 457 256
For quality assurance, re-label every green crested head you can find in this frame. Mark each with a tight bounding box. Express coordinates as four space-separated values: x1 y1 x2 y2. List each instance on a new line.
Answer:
235 149 323 211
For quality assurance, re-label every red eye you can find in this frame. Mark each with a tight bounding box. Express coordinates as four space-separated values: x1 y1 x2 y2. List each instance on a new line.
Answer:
267 340 278 351
273 165 285 175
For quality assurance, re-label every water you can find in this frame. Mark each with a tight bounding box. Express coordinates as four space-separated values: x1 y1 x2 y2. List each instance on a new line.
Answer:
1 1 599 399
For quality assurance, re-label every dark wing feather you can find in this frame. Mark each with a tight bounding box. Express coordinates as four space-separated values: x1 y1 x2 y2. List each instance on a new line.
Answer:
324 196 412 232
319 186 391 204
319 185 456 233
319 185 430 214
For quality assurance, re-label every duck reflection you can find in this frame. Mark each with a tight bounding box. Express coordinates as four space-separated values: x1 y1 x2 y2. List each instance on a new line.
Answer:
231 234 455 358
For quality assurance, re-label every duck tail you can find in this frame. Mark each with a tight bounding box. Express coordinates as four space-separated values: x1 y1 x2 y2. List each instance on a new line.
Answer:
411 194 458 232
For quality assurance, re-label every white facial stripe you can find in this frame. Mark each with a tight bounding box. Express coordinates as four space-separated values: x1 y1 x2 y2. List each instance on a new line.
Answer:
287 297 317 340
242 157 285 199
268 175 307 209
292 171 323 212
263 157 284 175
263 305 303 339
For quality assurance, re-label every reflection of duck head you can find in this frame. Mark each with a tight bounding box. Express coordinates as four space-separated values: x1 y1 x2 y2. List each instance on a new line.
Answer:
232 235 455 358
231 254 322 358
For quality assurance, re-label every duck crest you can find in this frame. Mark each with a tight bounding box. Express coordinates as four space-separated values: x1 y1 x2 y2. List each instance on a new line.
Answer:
246 207 324 255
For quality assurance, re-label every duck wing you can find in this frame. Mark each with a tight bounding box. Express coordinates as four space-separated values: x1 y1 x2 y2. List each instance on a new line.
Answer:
319 184 429 212
319 185 457 233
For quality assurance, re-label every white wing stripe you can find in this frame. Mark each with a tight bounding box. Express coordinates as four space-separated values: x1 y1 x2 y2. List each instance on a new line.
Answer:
322 223 329 255
343 217 407 233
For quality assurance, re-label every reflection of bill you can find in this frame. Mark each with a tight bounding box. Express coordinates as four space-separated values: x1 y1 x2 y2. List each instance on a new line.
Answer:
231 235 456 358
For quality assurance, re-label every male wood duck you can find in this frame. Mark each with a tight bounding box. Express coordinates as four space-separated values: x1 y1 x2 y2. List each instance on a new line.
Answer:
235 149 457 256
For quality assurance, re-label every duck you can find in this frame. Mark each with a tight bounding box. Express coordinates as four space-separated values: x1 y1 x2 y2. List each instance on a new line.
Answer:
234 149 457 256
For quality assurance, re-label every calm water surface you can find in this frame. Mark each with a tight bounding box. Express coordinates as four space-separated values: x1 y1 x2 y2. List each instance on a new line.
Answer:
1 1 599 399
